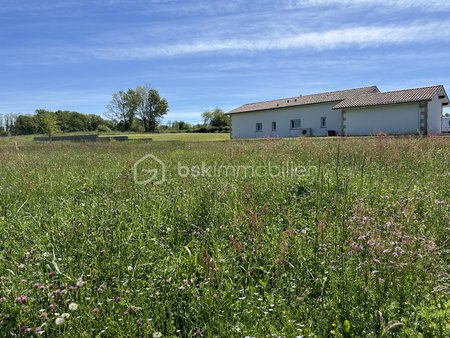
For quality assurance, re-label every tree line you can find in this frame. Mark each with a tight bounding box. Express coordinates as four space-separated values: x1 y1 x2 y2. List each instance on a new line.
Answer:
0 86 230 136
1 110 114 136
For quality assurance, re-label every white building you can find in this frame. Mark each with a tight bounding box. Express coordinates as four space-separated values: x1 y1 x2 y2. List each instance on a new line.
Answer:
227 85 449 138
442 116 450 133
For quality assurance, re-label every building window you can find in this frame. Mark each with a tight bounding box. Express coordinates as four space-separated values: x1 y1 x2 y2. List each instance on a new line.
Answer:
272 121 277 131
256 123 262 132
290 119 301 129
321 117 327 128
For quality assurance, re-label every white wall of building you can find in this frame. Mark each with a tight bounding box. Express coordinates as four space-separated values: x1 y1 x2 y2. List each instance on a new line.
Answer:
343 103 421 136
442 117 450 133
427 93 443 135
230 102 342 139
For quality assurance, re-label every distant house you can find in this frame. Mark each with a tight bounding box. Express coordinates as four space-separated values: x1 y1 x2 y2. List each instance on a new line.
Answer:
227 85 449 138
443 116 450 133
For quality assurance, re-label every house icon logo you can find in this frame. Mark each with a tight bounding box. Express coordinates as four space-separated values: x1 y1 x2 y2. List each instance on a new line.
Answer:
133 154 166 185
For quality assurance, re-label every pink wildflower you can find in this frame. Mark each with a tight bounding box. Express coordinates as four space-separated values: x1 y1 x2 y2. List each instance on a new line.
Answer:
15 295 27 304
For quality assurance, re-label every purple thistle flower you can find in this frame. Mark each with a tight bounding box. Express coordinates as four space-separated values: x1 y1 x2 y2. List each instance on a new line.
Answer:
15 294 27 304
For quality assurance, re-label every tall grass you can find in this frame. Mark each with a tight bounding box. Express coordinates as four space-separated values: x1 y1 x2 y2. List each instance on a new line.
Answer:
0 137 449 336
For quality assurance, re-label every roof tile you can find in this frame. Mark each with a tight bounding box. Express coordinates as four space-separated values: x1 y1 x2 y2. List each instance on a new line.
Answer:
333 85 445 109
227 86 380 114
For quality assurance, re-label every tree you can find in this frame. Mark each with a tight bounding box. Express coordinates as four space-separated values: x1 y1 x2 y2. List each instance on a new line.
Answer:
107 89 139 131
55 110 88 132
172 120 192 130
86 114 114 131
135 86 169 132
35 110 58 137
13 115 38 135
202 108 230 128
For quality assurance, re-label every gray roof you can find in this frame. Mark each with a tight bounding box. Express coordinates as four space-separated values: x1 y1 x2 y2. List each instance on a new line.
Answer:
227 86 380 114
333 85 447 109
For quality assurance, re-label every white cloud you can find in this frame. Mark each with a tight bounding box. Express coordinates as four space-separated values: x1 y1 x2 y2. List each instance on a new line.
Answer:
90 21 450 60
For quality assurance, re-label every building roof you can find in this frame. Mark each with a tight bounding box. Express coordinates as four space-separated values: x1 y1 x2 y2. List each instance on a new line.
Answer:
333 85 448 109
227 86 380 114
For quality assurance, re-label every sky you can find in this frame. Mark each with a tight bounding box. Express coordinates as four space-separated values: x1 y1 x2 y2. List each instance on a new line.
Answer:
1 0 449 124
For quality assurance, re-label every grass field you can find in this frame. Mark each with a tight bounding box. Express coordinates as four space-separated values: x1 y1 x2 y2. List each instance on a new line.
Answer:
0 136 449 336
127 133 230 142
0 132 231 145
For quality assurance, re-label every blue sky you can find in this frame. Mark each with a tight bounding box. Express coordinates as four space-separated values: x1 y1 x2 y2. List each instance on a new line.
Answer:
1 0 449 123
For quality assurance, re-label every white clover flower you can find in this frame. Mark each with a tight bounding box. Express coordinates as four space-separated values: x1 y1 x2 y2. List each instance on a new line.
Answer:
61 313 70 319
69 303 78 311
55 317 65 326
153 332 162 338
127 266 133 272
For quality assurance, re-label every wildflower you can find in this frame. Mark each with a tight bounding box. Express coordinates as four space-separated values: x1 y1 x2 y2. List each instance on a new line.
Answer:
19 325 31 333
55 317 65 326
69 302 78 311
76 278 85 288
96 284 106 293
435 199 445 206
35 326 45 334
0 296 6 302
393 247 405 257
93 307 100 315
127 266 133 272
40 311 48 319
127 305 142 314
15 294 27 304
351 242 364 253
61 313 70 319
153 332 162 338
34 282 45 291
115 297 122 302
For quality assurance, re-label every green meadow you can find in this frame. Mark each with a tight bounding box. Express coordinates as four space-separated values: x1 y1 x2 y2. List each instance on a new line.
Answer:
0 135 449 337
